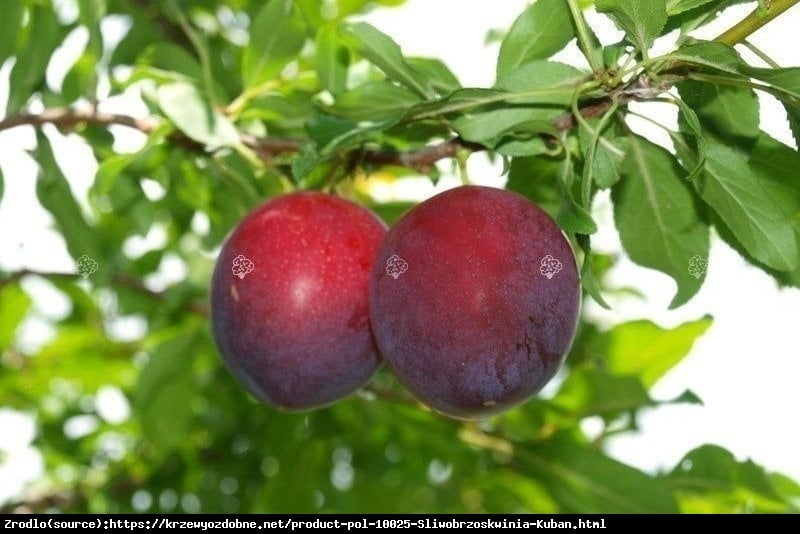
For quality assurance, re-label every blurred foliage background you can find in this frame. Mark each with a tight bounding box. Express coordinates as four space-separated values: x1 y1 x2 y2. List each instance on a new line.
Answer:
1 0 799 513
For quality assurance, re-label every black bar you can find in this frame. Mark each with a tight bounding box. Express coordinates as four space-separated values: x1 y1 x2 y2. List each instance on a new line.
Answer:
0 514 795 532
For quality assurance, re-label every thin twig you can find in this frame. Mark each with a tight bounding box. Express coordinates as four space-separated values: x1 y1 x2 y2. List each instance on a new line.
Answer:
741 39 782 68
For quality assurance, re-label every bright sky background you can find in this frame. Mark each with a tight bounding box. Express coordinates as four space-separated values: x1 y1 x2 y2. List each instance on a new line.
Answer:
1 0 799 505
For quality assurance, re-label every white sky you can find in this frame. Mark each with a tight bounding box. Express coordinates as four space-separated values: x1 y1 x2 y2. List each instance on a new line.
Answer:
1 0 799 504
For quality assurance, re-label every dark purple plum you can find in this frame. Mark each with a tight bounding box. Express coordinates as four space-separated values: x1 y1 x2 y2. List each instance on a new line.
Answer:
211 192 387 410
369 186 580 419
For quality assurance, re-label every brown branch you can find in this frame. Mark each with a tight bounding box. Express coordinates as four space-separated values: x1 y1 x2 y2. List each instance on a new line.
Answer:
0 107 156 133
0 70 669 174
1 269 208 316
0 102 625 174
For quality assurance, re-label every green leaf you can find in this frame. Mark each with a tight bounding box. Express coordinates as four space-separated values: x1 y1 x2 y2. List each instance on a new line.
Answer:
672 40 744 75
785 102 800 148
673 43 798 146
669 445 794 513
157 83 240 147
406 58 461 94
0 284 31 350
133 42 204 87
2 325 135 406
668 389 704 406
603 317 712 387
665 0 751 34
675 42 800 105
136 329 199 454
506 155 597 234
328 81 421 121
6 4 61 114
666 0 716 15
242 0 306 89
557 160 598 235
453 110 557 146
291 143 326 184
368 201 417 225
595 0 667 53
404 88 508 121
522 432 679 513
672 42 800 114
577 237 612 309
239 93 314 129
62 53 98 102
496 0 575 79
307 113 395 156
578 116 628 189
553 370 651 416
91 125 170 198
33 133 101 263
602 41 627 69
62 0 105 101
339 22 433 99
452 62 586 145
677 80 759 144
495 137 549 157
0 1 24 63
771 473 800 510
749 135 800 223
741 66 800 99
315 25 349 96
506 155 562 220
496 61 589 104
612 135 709 308
700 141 798 272
675 97 706 181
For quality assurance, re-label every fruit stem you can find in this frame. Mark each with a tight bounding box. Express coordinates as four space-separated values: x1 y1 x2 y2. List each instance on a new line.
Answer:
566 0 603 74
455 147 471 185
714 0 800 46
741 39 782 68
226 79 281 118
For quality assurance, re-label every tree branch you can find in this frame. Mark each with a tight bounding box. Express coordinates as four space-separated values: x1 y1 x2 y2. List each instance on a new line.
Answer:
714 0 800 46
1 269 208 316
0 97 630 175
0 107 156 133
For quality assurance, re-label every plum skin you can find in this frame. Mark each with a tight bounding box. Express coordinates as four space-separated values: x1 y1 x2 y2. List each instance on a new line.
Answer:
210 192 387 410
369 185 580 419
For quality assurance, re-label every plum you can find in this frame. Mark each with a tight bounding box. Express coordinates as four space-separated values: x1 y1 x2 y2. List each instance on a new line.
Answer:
369 186 580 419
210 192 387 410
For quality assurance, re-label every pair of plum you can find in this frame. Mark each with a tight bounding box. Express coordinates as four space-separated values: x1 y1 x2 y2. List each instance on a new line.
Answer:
210 185 580 419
